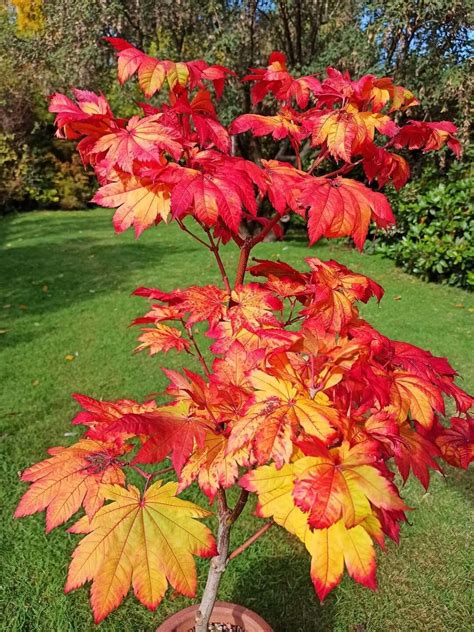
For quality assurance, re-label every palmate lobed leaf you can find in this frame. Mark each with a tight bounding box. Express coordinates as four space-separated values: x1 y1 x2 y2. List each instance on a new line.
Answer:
65 481 216 623
240 461 381 601
292 443 408 529
15 439 129 532
301 177 395 250
135 323 191 355
92 175 172 237
111 399 211 473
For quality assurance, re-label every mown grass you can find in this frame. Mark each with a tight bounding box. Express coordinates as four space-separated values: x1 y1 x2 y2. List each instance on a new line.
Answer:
0 209 472 632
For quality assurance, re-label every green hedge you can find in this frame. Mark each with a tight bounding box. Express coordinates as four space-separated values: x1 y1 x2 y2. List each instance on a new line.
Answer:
372 156 473 290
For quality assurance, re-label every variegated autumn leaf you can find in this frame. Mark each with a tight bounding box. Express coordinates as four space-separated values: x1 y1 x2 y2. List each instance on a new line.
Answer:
175 90 230 153
242 51 320 107
301 176 395 250
135 323 190 355
108 399 211 473
308 517 378 600
71 393 157 440
292 442 407 528
165 164 244 232
89 115 183 172
353 76 419 113
260 159 307 214
209 318 299 356
227 370 337 467
392 422 441 489
229 108 304 145
362 145 410 190
305 109 361 162
211 341 265 390
393 120 461 157
390 371 445 428
301 258 384 332
228 284 283 330
65 481 216 623
434 416 474 469
240 462 379 601
175 285 228 328
92 175 172 237
49 89 113 138
105 37 234 98
15 439 128 532
179 431 251 500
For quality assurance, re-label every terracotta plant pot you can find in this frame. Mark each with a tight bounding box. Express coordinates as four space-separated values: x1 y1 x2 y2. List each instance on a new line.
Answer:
156 601 274 632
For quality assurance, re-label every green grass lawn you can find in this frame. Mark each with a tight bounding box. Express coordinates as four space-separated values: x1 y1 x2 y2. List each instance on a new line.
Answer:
1 209 472 632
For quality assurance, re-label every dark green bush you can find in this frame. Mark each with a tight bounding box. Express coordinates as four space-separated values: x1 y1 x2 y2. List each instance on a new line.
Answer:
372 156 473 289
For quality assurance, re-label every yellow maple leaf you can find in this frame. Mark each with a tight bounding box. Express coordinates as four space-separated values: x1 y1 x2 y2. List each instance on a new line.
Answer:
65 481 216 622
227 370 337 467
240 461 379 601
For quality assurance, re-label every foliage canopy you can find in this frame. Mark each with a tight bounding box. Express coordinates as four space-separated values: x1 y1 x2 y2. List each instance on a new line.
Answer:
14 24 473 632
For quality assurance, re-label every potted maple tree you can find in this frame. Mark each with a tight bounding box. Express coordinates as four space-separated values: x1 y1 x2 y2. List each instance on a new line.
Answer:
15 39 473 632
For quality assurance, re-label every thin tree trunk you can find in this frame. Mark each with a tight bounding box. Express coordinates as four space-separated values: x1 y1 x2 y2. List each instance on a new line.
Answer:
195 491 231 632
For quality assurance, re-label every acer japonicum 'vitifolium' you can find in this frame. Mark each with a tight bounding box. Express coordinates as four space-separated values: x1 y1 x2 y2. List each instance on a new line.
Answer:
15 39 473 627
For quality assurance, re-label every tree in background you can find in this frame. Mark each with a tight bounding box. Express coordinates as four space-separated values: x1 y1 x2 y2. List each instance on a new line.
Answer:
0 0 471 214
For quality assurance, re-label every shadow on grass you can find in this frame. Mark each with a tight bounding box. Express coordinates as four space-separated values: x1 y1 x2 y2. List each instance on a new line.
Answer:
443 465 474 504
228 552 335 632
0 219 191 350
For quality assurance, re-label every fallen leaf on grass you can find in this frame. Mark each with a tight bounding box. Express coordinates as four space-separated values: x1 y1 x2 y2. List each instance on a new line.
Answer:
0 329 9 335
393 295 402 301
65 354 76 361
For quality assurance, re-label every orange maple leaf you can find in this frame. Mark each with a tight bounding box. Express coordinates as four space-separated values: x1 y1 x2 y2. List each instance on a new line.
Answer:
301 176 394 250
65 481 216 622
89 115 182 172
15 439 128 532
179 431 251 500
292 442 407 528
135 323 190 355
228 370 337 467
92 174 172 237
390 371 445 428
240 462 379 601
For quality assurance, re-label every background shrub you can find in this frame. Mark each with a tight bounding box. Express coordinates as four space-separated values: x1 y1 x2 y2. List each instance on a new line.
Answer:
372 155 473 289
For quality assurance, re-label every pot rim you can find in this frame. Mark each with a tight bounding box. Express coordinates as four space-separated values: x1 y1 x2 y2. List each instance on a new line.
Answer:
156 600 274 632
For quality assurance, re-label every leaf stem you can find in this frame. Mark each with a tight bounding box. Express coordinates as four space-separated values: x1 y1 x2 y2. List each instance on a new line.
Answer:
308 147 329 174
184 322 211 376
177 219 211 249
205 229 232 294
324 159 362 178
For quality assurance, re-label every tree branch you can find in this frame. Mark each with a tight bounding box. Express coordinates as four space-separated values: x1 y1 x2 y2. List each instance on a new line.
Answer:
228 522 274 562
205 228 232 294
228 489 249 524
184 323 211 376
177 219 211 249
